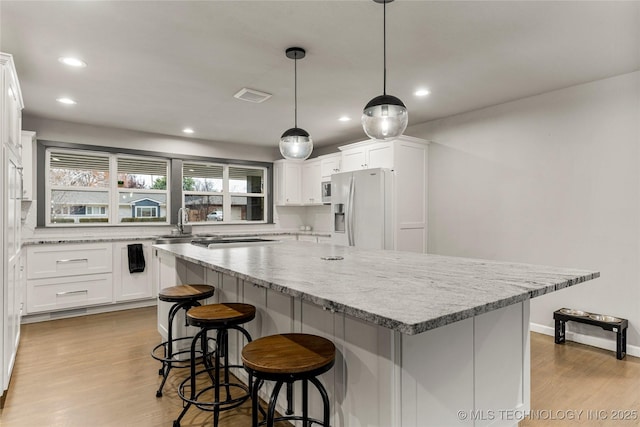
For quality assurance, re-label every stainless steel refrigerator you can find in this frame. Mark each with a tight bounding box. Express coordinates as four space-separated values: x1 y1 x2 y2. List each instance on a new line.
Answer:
330 168 394 250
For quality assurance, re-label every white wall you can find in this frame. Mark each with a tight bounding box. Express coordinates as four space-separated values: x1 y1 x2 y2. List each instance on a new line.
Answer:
22 115 279 162
409 72 640 351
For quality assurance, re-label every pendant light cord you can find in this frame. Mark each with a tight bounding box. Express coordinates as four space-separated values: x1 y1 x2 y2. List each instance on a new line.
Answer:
383 0 387 96
294 55 298 128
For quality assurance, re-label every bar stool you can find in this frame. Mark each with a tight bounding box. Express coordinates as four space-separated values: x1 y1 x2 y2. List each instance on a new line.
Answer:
151 284 215 397
174 303 256 427
242 333 336 427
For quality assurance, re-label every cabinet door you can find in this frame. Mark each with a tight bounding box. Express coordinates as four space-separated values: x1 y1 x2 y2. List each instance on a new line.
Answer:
301 160 321 204
341 147 367 172
26 273 113 313
367 142 394 169
153 250 176 339
320 154 341 179
114 241 153 302
5 69 22 153
6 151 20 258
20 131 35 201
27 243 112 280
4 257 18 386
274 161 302 205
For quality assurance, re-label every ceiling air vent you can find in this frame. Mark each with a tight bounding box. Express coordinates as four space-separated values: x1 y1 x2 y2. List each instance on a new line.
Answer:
233 88 272 103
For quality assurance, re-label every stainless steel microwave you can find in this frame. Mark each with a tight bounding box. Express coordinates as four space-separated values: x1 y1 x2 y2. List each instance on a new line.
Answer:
321 181 331 204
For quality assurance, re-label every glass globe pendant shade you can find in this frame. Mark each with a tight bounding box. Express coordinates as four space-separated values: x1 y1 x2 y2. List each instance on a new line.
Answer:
279 127 313 161
362 94 408 141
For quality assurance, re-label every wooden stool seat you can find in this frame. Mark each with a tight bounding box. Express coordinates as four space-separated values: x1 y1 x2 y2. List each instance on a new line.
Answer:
242 333 336 427
242 333 335 376
187 303 256 328
158 284 215 302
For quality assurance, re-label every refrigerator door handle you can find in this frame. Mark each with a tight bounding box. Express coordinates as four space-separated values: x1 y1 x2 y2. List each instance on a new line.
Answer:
347 175 355 246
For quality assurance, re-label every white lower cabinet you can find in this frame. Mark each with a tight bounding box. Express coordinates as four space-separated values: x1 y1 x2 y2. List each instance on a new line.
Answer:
25 243 113 314
25 240 155 316
113 241 154 302
26 273 113 313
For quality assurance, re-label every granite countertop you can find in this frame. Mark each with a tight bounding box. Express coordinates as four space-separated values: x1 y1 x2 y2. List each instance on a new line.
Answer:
22 230 331 245
153 241 599 335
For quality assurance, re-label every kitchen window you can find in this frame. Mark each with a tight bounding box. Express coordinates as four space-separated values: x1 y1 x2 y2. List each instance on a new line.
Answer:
46 148 169 226
182 162 266 223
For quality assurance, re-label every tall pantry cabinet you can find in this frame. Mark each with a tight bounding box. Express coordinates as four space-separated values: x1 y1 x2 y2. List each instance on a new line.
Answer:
1 52 24 403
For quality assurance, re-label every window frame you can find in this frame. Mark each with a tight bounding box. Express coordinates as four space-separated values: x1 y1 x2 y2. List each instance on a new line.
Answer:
36 140 273 228
45 148 170 226
182 161 268 224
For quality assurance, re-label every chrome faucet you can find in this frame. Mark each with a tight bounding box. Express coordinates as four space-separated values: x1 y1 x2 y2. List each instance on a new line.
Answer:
177 207 191 234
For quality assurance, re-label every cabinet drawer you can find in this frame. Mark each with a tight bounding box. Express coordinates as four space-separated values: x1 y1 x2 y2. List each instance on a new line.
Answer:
27 243 112 279
26 273 113 313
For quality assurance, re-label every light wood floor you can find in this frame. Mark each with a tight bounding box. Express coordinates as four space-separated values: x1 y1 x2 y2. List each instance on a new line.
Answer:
0 307 638 426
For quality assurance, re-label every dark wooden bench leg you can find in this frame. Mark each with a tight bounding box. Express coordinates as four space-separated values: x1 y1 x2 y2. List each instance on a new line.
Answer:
554 319 565 344
617 327 627 360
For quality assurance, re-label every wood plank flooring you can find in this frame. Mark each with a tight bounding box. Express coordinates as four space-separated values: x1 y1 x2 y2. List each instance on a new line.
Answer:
0 307 638 426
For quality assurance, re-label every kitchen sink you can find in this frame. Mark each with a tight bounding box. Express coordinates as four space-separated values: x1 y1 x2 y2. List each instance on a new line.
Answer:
154 234 194 244
190 237 279 248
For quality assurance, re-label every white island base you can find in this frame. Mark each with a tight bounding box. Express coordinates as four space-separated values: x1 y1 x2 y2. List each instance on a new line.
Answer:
155 253 529 427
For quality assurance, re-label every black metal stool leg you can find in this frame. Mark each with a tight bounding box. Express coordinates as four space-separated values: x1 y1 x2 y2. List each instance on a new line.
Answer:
251 377 263 427
223 329 231 400
173 328 206 427
286 382 294 415
267 381 284 427
302 379 309 427
310 376 331 427
156 301 183 397
213 328 223 427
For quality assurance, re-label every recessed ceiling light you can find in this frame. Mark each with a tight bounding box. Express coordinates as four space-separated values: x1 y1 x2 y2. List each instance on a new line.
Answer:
414 89 430 97
58 57 87 68
182 128 195 134
56 97 77 105
338 116 351 122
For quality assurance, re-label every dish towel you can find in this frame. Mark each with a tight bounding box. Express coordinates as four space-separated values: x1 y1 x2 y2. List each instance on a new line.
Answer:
127 243 146 274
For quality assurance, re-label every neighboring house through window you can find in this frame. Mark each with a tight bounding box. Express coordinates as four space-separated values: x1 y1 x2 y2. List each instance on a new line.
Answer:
47 149 169 225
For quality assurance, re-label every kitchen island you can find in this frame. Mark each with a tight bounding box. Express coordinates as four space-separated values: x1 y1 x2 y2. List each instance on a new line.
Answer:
153 241 598 427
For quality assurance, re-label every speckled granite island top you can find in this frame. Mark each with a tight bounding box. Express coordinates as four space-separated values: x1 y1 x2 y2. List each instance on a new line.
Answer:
154 241 599 335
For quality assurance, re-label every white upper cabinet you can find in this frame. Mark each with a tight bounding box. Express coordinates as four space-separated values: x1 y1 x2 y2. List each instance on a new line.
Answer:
274 160 302 205
1 53 24 156
319 153 341 180
301 159 322 205
20 131 36 201
339 140 394 172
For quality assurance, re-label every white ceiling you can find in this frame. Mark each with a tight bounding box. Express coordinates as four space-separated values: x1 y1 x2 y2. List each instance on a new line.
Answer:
1 1 638 150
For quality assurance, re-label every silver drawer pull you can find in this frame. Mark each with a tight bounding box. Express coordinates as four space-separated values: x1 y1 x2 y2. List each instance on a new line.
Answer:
56 258 88 264
56 290 89 296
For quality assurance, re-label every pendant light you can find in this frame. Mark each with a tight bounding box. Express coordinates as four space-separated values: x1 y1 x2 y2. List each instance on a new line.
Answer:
280 47 313 161
362 0 408 141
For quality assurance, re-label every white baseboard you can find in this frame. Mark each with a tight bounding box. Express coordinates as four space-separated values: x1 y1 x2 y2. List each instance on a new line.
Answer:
21 299 157 324
530 322 639 358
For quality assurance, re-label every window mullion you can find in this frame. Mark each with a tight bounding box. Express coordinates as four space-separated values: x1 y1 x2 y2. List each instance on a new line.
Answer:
110 154 118 224
222 165 230 222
